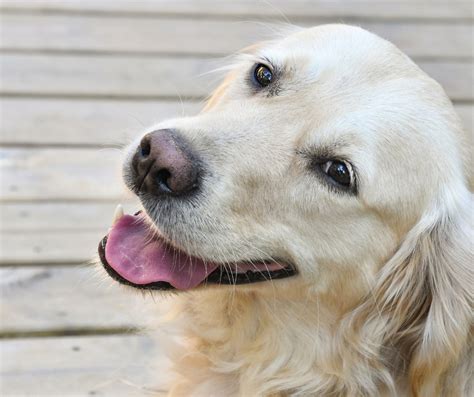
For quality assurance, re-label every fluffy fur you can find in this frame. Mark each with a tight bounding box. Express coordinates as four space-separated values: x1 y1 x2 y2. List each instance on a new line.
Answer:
118 25 473 396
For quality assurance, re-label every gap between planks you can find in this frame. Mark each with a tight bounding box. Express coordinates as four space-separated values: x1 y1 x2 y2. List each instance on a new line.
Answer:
0 264 163 332
0 327 139 340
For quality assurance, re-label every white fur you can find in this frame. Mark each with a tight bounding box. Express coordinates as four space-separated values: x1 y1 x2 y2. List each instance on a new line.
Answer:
117 25 473 396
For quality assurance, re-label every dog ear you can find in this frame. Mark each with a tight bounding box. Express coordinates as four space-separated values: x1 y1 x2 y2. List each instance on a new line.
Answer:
347 187 472 396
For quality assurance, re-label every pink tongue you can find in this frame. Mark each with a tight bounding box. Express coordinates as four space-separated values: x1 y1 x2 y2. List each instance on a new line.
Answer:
105 214 218 289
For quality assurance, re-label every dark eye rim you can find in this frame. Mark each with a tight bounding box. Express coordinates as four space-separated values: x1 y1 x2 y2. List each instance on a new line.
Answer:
252 63 274 88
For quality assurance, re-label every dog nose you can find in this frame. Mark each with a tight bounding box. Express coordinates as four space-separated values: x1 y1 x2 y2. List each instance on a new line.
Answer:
131 129 200 196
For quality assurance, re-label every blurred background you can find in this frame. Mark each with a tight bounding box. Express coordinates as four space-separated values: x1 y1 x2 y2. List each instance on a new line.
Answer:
0 0 472 396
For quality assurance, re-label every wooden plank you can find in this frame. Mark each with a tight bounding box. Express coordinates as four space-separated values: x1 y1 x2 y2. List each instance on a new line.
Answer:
1 54 472 100
0 202 141 263
0 202 139 231
419 61 473 102
0 98 202 145
0 148 128 201
0 0 471 21
1 14 472 58
0 98 471 146
1 230 109 263
0 54 216 99
0 265 153 331
0 14 269 57
0 334 169 396
0 203 140 264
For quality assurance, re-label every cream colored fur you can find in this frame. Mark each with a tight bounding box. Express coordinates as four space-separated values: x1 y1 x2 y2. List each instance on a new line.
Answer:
121 25 473 396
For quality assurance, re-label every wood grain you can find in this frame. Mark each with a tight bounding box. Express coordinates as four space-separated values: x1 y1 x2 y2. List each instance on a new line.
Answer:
1 14 472 58
0 265 152 331
0 98 470 146
0 202 139 264
1 54 471 100
0 230 108 263
1 0 471 20
0 334 169 396
0 202 138 231
0 147 129 201
0 54 216 99
0 98 202 145
420 61 474 102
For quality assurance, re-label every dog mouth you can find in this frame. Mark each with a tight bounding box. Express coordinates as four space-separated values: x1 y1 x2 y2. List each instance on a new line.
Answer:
98 206 296 291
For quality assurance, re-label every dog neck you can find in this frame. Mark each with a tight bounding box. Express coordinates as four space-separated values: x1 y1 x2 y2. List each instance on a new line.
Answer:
166 282 398 396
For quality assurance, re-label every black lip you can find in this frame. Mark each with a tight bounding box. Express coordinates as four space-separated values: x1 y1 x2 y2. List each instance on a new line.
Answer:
98 234 297 291
204 264 296 284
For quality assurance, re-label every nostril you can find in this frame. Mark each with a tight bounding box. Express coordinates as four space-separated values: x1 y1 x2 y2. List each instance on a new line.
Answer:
134 129 201 197
155 168 172 193
140 140 151 157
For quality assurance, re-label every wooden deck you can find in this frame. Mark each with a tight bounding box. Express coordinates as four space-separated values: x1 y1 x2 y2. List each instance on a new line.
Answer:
0 1 472 396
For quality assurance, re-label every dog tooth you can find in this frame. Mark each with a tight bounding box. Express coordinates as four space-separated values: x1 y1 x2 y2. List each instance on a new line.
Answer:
112 204 124 225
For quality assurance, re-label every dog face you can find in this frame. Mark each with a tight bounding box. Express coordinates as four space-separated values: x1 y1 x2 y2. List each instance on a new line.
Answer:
100 25 467 294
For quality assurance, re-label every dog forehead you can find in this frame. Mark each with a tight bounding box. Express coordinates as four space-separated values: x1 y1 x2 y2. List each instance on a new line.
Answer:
264 25 392 67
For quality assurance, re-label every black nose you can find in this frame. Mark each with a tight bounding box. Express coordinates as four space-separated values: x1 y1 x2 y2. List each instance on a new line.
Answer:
131 129 200 196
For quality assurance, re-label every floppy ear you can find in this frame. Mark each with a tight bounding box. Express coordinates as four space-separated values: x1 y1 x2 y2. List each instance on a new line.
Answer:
347 187 472 396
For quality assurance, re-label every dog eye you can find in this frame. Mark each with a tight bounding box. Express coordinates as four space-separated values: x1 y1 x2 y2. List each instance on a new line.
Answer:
253 64 273 87
321 160 353 188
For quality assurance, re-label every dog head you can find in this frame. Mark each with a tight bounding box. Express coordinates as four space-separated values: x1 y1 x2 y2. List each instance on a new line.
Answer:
99 25 471 303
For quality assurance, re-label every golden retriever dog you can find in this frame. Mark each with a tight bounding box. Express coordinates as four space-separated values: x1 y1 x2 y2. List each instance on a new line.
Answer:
98 25 473 396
